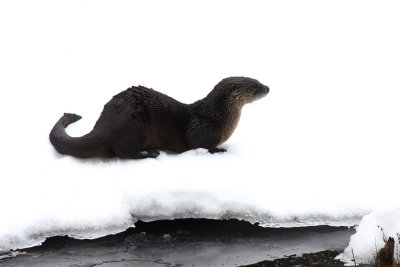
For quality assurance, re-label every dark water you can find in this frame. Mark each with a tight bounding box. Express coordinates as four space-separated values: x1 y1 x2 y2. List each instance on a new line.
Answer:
0 219 355 267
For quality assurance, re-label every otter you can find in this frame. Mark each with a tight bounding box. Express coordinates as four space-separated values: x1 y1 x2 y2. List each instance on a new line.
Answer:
49 77 269 159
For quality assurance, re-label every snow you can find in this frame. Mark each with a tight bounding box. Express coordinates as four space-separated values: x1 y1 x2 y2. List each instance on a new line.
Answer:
339 208 400 264
1 0 400 263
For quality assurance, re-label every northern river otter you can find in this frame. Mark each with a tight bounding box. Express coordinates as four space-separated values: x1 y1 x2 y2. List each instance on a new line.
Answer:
49 77 269 159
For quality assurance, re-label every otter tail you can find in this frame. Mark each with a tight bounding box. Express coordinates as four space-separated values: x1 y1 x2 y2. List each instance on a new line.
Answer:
49 113 109 158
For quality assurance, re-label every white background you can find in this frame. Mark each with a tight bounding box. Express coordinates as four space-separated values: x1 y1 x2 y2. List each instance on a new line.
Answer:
1 0 400 263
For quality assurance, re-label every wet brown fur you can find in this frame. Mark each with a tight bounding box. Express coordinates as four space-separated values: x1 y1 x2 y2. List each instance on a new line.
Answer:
49 77 269 159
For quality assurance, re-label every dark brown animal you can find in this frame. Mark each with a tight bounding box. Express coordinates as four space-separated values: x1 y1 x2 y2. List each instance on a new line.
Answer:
49 77 269 159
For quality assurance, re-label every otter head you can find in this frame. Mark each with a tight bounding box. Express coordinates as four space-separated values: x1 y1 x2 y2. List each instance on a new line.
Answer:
208 77 268 145
211 77 269 108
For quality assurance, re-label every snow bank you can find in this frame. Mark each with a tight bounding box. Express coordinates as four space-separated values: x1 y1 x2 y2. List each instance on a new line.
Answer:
0 137 368 250
340 208 400 264
1 0 400 259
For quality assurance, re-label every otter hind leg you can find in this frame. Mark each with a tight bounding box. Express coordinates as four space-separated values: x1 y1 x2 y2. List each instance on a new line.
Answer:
208 147 227 154
115 148 160 159
138 149 160 159
112 143 139 159
111 135 160 159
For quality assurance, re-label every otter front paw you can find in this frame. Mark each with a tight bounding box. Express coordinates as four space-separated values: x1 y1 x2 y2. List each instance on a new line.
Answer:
208 147 227 154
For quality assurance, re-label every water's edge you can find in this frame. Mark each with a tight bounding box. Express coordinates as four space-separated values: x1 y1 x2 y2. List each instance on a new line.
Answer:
0 218 356 267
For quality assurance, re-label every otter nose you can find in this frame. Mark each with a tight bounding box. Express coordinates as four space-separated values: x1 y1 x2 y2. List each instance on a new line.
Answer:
264 85 269 94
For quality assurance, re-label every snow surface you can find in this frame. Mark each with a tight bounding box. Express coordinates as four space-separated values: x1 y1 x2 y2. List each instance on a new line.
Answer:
1 0 400 263
339 208 400 264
